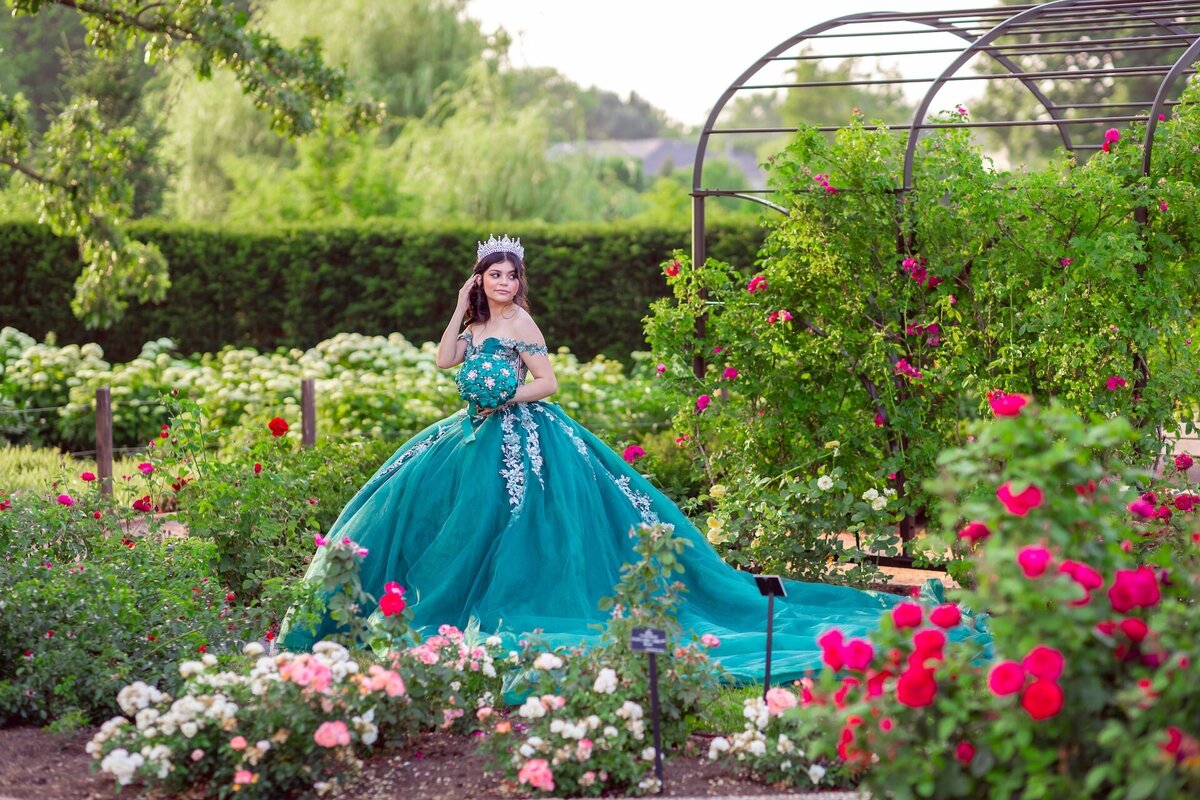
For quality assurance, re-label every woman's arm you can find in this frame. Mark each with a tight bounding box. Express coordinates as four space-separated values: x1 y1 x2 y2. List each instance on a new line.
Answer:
495 314 557 407
436 275 478 369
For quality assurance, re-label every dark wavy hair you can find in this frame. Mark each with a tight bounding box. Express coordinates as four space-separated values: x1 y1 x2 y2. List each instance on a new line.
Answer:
463 250 529 328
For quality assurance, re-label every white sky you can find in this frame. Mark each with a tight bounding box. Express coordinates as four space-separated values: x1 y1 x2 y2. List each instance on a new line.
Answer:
466 0 992 128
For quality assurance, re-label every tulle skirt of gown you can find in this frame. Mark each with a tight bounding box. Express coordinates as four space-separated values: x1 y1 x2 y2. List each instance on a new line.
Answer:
282 401 915 683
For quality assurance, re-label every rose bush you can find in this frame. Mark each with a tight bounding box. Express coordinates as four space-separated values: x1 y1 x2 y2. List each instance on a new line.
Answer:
708 400 1199 799
644 93 1200 582
477 522 726 796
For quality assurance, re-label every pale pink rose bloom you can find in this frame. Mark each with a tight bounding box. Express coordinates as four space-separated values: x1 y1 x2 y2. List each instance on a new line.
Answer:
233 770 257 786
765 687 798 716
190 749 205 762
229 736 247 751
518 758 556 792
700 633 721 648
313 720 351 748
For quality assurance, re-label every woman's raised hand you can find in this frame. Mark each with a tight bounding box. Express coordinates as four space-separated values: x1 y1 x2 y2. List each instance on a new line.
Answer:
458 274 480 308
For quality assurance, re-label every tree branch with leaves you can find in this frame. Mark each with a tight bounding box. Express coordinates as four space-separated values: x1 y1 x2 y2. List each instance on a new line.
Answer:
0 0 383 327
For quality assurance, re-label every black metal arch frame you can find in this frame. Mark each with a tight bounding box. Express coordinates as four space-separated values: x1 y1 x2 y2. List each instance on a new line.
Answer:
691 0 1200 264
688 0 1200 556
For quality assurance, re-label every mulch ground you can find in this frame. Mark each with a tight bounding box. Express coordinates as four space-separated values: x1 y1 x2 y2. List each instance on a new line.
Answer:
0 726 832 799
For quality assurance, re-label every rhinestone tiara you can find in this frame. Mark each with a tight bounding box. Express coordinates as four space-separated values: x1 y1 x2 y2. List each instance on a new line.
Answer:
476 234 524 262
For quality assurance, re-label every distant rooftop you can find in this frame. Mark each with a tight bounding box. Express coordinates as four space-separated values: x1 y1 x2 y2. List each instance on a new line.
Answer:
547 137 765 184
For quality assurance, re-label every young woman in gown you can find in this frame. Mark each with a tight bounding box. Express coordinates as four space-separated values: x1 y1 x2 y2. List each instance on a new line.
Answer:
281 235 927 684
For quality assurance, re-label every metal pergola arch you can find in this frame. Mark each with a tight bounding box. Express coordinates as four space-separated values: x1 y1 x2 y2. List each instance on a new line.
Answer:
691 0 1200 265
689 0 1200 554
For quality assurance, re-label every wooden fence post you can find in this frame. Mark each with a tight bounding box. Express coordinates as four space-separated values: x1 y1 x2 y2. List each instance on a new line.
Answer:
301 379 316 448
95 387 113 495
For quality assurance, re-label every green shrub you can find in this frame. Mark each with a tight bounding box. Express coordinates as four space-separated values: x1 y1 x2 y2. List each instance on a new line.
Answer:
0 219 764 363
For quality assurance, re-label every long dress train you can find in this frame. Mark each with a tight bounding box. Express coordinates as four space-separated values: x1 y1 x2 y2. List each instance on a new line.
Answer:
282 332 940 683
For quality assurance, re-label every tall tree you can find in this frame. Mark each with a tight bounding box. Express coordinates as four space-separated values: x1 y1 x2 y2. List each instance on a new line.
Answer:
0 0 380 327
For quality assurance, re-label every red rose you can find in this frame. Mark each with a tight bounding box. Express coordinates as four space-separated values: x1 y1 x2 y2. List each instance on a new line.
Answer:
996 482 1044 516
1022 645 1065 681
988 660 1025 696
896 667 937 707
254 463 263 475
957 521 991 545
891 602 923 629
817 629 845 671
913 628 946 656
1176 453 1194 472
1118 617 1149 642
268 417 289 437
954 741 976 765
1173 493 1195 512
929 604 962 628
1021 679 1064 720
380 581 407 617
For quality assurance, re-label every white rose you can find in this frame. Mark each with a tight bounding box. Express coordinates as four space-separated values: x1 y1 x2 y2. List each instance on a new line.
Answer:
808 764 827 784
817 475 834 491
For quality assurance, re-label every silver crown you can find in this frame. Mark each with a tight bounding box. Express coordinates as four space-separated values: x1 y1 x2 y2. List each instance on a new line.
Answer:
477 234 524 262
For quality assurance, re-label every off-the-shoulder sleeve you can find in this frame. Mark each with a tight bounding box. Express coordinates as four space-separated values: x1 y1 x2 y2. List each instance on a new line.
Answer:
515 341 549 356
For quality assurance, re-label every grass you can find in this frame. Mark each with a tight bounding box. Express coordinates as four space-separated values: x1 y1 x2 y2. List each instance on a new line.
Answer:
687 684 764 734
0 444 153 503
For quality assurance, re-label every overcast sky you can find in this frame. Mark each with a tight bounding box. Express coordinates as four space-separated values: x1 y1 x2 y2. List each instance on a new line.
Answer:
466 0 989 128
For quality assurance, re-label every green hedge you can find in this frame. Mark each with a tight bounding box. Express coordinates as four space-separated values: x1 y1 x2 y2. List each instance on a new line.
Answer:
0 219 764 361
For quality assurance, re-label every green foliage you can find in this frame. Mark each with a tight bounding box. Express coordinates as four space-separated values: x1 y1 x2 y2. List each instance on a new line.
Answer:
777 402 1200 799
645 93 1200 582
1 0 383 327
0 496 277 725
155 392 397 601
0 219 763 367
478 522 726 797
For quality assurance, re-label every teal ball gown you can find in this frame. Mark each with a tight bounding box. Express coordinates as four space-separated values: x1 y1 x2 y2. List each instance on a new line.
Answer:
282 331 939 683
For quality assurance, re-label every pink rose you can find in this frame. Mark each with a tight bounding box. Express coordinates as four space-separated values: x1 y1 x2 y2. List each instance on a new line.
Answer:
955 741 976 765
987 391 1028 417
81 472 96 482
1017 545 1052 578
1128 498 1156 519
622 445 646 464
517 758 555 792
721 367 739 381
229 736 247 751
56 494 74 506
700 633 720 648
1105 375 1127 391
765 687 798 716
655 363 666 376
313 720 351 748
747 275 767 293
695 394 711 412
996 482 1043 516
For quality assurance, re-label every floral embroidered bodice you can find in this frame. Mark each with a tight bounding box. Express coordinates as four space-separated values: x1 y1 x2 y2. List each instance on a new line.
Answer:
459 329 549 384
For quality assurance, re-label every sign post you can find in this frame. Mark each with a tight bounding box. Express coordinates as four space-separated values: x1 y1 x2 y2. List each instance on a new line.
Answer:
630 627 667 794
754 574 787 700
